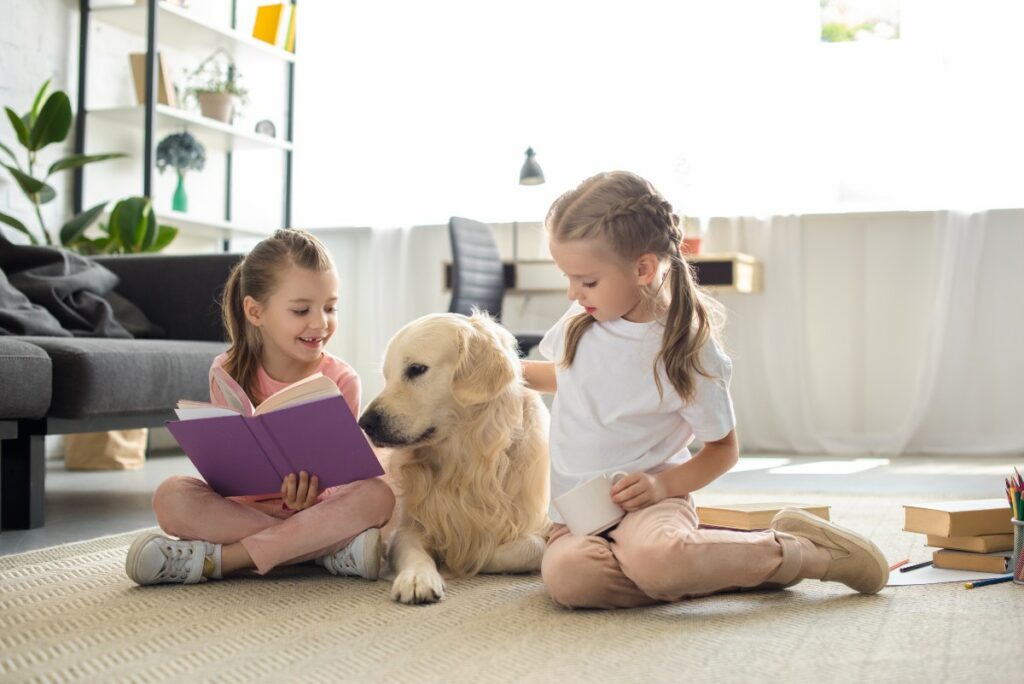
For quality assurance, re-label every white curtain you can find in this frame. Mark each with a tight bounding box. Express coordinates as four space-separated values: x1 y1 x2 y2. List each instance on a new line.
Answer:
329 212 1023 455
719 210 1024 455
355 225 453 401
714 215 830 453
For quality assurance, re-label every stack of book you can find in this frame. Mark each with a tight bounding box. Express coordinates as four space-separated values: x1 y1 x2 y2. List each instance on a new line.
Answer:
903 499 1014 573
696 502 831 530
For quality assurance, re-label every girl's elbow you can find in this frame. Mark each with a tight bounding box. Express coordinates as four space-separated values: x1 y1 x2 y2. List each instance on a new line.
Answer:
711 429 740 467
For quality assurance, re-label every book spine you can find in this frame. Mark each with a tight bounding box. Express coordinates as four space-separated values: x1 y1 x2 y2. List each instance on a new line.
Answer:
247 415 294 479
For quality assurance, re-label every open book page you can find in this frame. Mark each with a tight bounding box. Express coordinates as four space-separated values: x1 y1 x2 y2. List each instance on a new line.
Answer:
209 366 256 416
174 404 240 421
254 373 341 415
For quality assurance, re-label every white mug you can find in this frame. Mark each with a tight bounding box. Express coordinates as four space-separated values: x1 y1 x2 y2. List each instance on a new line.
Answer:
553 471 629 536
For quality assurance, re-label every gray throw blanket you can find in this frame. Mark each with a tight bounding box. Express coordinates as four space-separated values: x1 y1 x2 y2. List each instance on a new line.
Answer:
0 234 136 338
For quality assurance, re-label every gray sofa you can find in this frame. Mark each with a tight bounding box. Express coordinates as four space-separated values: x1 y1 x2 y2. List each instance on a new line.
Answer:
0 253 240 529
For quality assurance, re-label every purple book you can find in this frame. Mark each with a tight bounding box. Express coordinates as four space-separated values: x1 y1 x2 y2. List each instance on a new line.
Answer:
166 396 384 497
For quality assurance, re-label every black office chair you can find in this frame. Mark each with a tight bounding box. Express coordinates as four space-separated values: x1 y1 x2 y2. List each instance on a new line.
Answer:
448 216 544 358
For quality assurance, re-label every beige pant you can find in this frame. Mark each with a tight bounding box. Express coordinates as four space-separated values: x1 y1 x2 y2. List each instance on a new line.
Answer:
542 496 804 609
153 475 395 575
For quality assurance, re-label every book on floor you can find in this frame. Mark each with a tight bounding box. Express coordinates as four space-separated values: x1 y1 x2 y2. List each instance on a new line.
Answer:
167 368 383 497
696 502 830 530
931 549 1012 574
903 499 1013 537
925 533 1014 553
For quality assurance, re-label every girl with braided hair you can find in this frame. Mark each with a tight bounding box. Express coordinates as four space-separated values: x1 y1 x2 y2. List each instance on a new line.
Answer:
524 171 889 608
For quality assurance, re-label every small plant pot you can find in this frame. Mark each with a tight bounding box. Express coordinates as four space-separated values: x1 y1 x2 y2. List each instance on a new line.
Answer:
197 92 236 123
681 237 702 256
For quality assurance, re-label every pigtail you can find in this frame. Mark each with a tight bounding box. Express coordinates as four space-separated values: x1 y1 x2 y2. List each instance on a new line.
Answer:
656 253 721 402
220 262 263 403
559 312 597 368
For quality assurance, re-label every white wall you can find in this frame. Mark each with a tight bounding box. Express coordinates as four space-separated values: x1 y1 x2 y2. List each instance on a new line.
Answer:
0 0 79 246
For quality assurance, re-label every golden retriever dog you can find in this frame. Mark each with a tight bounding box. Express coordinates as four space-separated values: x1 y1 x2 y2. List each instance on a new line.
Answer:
358 312 550 604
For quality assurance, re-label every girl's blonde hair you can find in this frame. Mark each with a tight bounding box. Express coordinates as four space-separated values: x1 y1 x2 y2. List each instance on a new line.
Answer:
220 228 334 403
547 170 724 402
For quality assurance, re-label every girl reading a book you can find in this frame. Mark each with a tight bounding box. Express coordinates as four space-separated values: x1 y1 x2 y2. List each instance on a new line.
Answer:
522 171 890 608
126 229 395 586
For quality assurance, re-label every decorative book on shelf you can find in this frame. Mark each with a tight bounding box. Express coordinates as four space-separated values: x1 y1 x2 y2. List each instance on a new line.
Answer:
696 502 830 530
253 3 296 51
166 369 383 497
903 499 1013 537
129 52 177 107
932 549 1012 574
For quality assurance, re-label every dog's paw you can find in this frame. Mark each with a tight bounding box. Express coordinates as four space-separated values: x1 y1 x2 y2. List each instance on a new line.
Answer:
391 566 445 605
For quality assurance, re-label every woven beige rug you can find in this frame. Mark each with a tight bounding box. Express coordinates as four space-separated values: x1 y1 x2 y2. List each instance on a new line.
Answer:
2 491 1021 684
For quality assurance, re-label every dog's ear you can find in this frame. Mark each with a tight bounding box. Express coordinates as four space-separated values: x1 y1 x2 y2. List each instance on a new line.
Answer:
451 317 518 406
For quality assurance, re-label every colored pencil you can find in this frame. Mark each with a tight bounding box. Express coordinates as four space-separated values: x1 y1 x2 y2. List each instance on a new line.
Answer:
888 558 909 571
964 574 1013 589
899 560 933 573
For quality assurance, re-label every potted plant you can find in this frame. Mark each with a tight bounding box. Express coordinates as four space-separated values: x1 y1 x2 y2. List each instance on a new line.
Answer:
0 80 125 246
156 131 205 213
65 196 178 255
185 48 248 124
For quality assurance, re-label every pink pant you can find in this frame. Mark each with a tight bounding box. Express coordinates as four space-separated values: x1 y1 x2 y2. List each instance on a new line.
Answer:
542 496 804 609
153 475 395 575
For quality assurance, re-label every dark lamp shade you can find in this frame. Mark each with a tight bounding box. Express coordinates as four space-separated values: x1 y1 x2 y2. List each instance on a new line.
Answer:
519 147 545 185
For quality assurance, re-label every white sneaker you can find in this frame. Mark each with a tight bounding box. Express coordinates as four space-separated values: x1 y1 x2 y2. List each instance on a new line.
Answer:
317 528 382 580
125 532 218 586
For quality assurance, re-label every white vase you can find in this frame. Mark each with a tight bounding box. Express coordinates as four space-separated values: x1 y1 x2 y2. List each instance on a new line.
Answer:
197 92 236 123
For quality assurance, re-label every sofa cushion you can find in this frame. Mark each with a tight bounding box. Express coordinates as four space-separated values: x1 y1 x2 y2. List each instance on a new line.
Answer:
0 338 52 419
19 337 226 418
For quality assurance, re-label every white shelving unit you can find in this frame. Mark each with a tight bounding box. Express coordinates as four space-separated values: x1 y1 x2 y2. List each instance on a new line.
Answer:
90 2 296 64
89 105 294 153
75 0 296 243
101 208 272 241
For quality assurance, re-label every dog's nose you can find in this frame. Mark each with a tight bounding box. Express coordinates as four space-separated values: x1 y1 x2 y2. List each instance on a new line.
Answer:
358 410 381 436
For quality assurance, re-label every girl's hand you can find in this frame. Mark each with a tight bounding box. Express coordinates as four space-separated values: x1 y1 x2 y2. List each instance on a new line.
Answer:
610 471 668 512
281 471 319 511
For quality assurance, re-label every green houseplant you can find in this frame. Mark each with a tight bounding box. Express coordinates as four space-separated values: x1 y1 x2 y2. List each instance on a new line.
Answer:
0 80 125 246
156 131 205 213
65 196 178 255
186 48 249 124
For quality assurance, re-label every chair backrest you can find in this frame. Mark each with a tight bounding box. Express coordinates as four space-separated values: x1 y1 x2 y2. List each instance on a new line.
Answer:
448 216 505 320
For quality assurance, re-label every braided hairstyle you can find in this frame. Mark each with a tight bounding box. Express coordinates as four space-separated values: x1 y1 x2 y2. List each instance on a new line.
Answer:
220 229 335 403
547 171 723 402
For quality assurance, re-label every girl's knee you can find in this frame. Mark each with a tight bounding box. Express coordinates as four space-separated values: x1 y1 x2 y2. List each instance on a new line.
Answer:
353 477 396 525
625 533 700 600
152 476 205 535
541 538 612 608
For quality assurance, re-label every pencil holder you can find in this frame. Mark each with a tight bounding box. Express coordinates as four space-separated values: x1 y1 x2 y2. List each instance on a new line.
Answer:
1013 519 1024 585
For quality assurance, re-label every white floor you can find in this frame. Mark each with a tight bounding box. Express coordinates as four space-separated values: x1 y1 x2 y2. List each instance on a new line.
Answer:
0 451 1017 556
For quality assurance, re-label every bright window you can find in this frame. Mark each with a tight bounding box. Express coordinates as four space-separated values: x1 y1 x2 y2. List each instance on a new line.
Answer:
293 0 1024 227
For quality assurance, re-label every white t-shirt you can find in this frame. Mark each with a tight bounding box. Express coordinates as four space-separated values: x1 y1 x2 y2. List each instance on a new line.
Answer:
539 303 736 523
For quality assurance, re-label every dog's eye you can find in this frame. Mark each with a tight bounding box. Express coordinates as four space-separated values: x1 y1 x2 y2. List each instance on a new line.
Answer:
405 363 429 380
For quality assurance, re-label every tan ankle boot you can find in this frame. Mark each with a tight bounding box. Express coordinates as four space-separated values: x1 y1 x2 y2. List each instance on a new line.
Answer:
770 508 889 594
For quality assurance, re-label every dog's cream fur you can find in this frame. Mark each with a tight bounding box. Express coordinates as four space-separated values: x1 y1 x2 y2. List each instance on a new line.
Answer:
359 313 550 604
